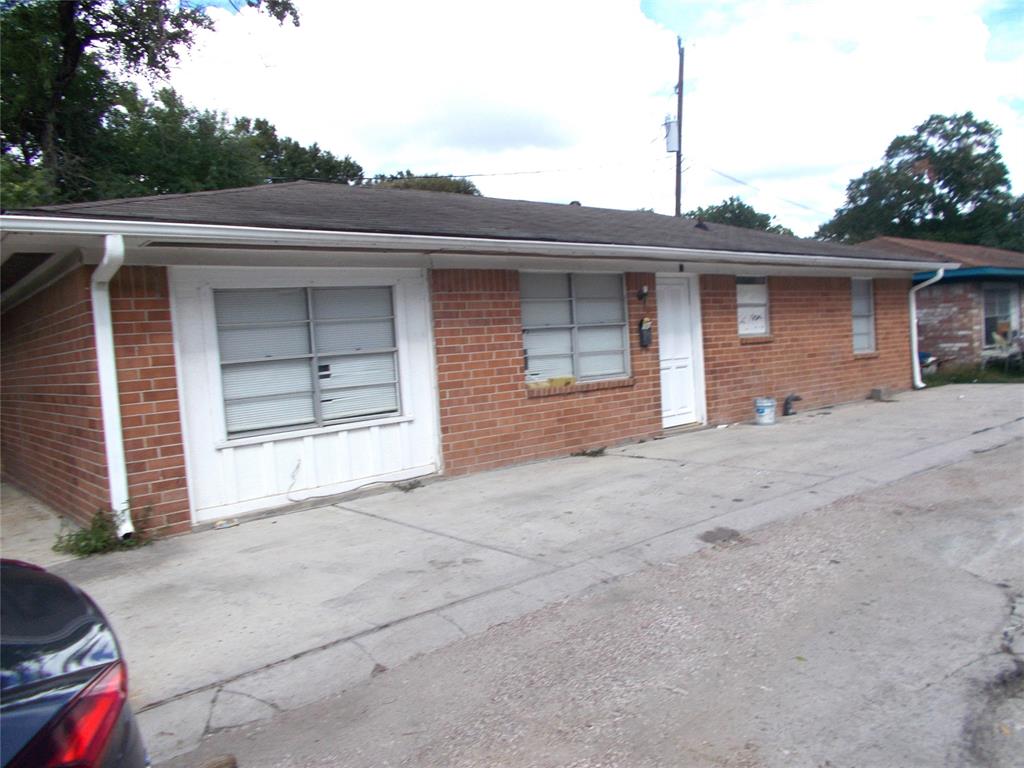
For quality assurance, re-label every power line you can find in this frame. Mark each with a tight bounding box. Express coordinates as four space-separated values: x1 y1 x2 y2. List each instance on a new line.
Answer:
704 166 831 216
370 152 674 183
360 152 829 222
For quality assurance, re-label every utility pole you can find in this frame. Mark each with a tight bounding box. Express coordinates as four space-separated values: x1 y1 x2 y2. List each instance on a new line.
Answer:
674 37 684 217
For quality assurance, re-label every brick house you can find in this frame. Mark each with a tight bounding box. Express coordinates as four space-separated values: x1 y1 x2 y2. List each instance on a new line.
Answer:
1 183 953 537
863 237 1024 366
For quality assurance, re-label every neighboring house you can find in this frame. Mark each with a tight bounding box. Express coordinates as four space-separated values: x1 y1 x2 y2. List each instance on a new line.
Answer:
1 182 953 537
863 237 1024 366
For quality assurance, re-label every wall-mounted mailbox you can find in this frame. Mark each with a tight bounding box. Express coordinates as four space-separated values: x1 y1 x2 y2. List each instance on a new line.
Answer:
638 317 653 348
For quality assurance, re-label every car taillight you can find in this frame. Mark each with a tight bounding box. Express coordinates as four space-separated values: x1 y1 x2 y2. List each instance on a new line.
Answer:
11 661 127 768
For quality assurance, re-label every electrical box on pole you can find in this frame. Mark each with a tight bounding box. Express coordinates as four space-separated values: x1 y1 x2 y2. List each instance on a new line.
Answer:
663 116 679 152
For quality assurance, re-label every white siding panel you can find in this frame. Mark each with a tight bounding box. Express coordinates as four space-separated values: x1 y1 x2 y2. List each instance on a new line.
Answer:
348 428 374 480
399 420 412 469
170 266 441 523
261 442 275 498
313 431 338 488
378 424 404 474
221 447 238 507
337 430 352 480
273 440 304 494
228 444 268 502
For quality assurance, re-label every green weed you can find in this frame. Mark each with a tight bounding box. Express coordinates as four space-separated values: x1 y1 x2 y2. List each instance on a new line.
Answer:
924 365 1024 387
53 510 147 557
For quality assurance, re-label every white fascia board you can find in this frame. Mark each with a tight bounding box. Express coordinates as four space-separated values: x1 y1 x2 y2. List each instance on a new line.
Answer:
0 214 959 273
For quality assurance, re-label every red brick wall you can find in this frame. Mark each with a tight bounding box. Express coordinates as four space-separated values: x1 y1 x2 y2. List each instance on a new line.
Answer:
2 269 109 523
110 267 190 536
432 269 662 474
915 282 1012 366
1 266 190 536
700 275 912 424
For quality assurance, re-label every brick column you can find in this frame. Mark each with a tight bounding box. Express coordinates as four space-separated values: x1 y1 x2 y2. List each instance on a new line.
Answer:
111 267 191 535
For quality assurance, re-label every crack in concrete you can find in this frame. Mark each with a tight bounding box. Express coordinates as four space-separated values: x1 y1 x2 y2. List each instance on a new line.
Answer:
972 439 1019 455
136 563 571 716
917 651 1006 692
686 461 836 479
220 687 283 713
615 451 836 480
614 453 687 464
350 638 380 668
200 688 285 735
202 686 223 738
998 592 1024 656
438 612 469 638
331 503 552 566
959 631 1024 767
918 582 1023 706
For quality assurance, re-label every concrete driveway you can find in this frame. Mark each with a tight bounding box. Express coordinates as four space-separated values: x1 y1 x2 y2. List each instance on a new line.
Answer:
25 384 1024 761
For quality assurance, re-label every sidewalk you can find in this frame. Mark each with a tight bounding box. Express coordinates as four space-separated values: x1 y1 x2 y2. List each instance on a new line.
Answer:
11 384 1023 761
0 483 75 568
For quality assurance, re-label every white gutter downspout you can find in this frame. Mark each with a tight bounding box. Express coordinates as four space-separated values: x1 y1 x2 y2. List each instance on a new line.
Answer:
91 234 134 539
910 268 946 390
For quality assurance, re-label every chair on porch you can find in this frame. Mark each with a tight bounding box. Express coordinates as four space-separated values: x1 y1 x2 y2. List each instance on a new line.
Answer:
981 332 1023 372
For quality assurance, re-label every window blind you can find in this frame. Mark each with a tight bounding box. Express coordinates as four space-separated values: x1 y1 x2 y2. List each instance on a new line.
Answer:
736 277 769 336
851 278 875 352
214 286 400 436
520 273 628 382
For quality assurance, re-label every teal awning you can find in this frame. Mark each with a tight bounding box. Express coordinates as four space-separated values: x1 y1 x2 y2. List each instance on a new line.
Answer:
913 266 1024 283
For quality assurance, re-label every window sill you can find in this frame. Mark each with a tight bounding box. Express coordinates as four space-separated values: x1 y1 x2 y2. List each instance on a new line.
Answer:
215 414 414 449
526 377 635 398
853 351 879 359
739 335 773 345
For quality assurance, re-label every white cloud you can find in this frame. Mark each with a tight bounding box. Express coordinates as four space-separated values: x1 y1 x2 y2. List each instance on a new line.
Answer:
167 0 1024 237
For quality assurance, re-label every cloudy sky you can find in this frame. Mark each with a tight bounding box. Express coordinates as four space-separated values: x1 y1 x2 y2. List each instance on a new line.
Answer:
168 0 1024 237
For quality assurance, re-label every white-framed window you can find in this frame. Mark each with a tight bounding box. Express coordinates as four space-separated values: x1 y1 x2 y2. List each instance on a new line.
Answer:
851 278 876 353
736 276 769 336
521 272 629 382
213 286 400 437
983 283 1020 347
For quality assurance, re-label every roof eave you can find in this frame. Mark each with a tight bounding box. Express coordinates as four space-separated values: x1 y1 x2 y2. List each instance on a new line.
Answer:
0 214 956 273
913 266 1024 282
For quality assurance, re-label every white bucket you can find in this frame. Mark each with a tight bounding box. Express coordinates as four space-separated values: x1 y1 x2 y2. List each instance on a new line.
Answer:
754 397 776 425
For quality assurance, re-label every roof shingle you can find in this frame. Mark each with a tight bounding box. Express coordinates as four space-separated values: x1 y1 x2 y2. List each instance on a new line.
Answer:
12 181 949 264
861 237 1024 269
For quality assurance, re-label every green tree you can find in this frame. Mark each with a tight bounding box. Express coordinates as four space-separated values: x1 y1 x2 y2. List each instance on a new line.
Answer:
234 117 363 184
0 0 298 197
368 170 480 195
816 113 1020 250
994 194 1024 252
94 88 266 198
685 196 794 236
0 154 53 207
1 2 126 185
1 84 367 205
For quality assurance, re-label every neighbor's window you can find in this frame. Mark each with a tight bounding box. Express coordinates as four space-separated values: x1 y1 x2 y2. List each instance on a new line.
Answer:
736 276 769 336
214 287 399 437
983 284 1019 347
851 278 876 353
521 272 629 382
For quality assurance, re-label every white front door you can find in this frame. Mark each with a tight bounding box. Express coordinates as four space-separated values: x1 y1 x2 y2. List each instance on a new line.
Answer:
657 274 703 428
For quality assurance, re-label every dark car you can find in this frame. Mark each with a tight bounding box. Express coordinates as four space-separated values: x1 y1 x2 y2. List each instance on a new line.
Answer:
0 559 148 768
